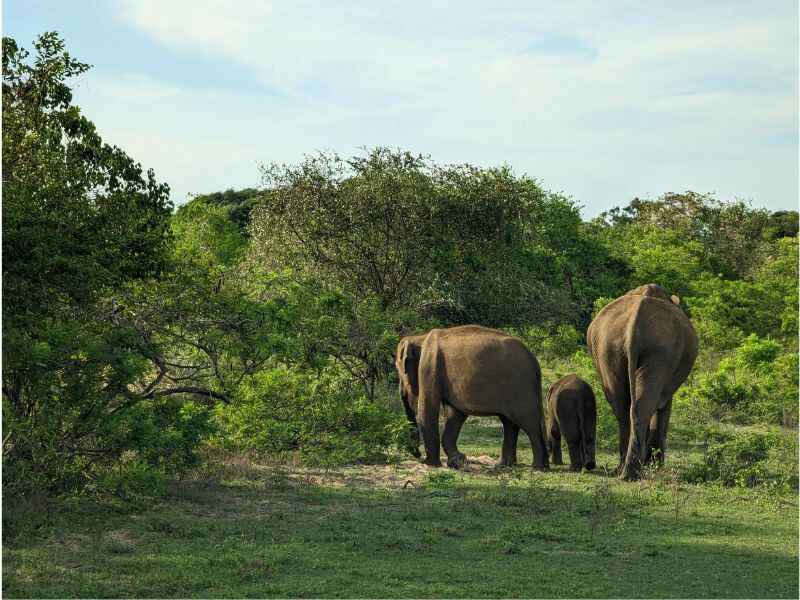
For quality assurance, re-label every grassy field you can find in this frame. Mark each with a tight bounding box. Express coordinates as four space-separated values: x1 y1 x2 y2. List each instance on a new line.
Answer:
3 419 798 598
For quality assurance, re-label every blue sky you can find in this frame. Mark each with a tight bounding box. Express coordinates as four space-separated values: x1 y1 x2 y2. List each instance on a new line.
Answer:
4 1 798 217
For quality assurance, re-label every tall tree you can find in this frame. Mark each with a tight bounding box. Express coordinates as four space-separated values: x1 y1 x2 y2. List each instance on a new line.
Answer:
2 33 206 493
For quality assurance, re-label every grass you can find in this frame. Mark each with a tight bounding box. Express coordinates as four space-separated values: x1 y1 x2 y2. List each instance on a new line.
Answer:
3 419 798 598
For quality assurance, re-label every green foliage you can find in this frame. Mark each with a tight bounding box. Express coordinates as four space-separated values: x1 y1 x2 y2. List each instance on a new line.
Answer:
598 192 774 279
684 429 798 490
212 365 407 466
678 335 798 425
251 147 618 328
4 33 797 505
1 33 202 497
515 324 583 358
600 224 706 297
3 33 173 316
764 210 799 239
687 276 787 348
172 197 247 269
184 187 262 235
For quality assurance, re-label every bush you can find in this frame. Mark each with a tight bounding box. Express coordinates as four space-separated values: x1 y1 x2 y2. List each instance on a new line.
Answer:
684 429 798 490
213 365 408 466
2 315 214 498
683 335 798 425
515 324 582 359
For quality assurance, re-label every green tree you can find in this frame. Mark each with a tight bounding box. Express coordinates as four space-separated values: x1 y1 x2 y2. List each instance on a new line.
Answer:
1 33 205 495
598 192 774 279
179 187 261 235
251 147 600 327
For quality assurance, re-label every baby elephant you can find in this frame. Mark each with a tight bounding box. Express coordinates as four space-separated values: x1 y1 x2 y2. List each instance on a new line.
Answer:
547 375 597 471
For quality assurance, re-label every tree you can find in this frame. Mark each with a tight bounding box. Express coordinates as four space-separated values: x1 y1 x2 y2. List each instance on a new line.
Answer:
2 33 204 494
596 192 774 279
178 187 262 235
3 33 172 316
764 210 799 240
251 147 590 327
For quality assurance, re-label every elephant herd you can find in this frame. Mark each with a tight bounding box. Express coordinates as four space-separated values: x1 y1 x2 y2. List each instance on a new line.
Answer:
395 284 698 481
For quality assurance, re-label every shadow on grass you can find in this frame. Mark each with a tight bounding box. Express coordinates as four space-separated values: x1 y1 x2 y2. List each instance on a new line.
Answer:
3 460 798 599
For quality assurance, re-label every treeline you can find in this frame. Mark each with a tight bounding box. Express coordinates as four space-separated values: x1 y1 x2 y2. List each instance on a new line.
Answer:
3 33 797 498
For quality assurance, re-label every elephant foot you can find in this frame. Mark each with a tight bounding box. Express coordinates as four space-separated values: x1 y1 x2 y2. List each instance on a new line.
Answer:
569 463 583 473
584 461 596 471
423 456 442 468
497 457 517 468
645 448 664 466
620 465 641 482
446 453 467 469
532 463 550 472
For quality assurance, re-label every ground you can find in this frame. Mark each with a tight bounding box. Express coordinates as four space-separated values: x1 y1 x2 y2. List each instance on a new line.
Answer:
3 419 798 598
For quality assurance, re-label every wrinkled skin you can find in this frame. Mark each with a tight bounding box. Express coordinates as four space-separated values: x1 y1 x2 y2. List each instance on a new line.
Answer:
547 375 597 472
587 284 698 481
396 325 549 470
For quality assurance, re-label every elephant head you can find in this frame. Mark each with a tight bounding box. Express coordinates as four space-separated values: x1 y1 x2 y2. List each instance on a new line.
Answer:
395 334 426 458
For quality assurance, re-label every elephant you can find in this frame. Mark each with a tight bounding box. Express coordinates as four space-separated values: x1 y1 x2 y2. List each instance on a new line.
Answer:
546 374 596 472
587 284 698 481
395 325 549 470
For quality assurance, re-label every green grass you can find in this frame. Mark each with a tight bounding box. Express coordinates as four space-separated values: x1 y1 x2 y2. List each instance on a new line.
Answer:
4 419 798 598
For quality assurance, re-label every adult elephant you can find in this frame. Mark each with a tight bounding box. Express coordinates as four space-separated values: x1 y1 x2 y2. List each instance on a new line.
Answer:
587 284 698 481
395 325 549 470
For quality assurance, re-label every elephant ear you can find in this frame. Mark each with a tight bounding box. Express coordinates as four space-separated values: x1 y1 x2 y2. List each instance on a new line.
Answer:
403 342 421 397
670 294 681 305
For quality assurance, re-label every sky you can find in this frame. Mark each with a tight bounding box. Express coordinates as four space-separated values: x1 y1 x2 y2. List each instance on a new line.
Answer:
4 1 798 218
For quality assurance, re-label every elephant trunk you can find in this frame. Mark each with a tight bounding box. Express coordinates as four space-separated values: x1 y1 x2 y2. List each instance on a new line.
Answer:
400 385 421 457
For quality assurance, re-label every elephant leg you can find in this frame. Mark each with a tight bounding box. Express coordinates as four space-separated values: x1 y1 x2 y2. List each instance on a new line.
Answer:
645 412 659 465
548 417 563 466
499 415 520 467
516 413 549 471
418 388 442 467
614 413 630 475
652 397 672 466
442 408 468 468
601 378 630 475
621 370 662 481
566 440 584 472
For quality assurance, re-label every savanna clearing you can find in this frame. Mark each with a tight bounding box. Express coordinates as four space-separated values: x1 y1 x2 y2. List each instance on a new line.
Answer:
4 419 797 599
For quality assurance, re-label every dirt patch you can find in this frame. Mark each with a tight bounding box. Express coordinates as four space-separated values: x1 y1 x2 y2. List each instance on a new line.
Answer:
283 454 504 489
105 530 136 546
61 534 91 552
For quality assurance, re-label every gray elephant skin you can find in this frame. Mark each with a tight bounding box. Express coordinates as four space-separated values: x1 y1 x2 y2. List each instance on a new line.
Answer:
587 284 698 481
546 374 597 472
395 325 549 470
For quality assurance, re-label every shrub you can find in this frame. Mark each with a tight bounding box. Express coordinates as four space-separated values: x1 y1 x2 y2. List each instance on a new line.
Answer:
684 429 798 490
213 365 408 466
677 335 798 426
515 324 582 359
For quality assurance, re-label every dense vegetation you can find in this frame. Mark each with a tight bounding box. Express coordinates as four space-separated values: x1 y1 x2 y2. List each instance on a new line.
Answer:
3 33 798 508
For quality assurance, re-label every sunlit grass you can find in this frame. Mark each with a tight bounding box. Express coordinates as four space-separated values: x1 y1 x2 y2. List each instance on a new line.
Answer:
3 419 798 598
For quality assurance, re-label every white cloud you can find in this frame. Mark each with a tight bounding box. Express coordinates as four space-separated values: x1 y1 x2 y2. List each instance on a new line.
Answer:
101 0 798 215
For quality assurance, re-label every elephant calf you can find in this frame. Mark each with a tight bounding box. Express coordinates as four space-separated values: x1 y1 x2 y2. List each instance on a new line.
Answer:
546 375 596 471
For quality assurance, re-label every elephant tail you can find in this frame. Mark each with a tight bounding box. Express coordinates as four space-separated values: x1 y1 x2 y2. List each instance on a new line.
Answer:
625 330 639 410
